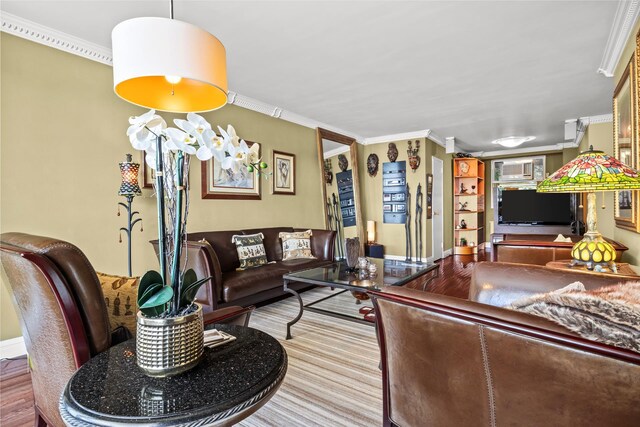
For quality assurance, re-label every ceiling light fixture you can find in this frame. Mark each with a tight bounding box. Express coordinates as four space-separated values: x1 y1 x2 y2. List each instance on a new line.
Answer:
111 0 228 113
492 136 536 148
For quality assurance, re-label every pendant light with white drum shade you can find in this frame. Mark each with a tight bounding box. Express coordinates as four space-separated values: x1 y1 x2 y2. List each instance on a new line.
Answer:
111 1 228 113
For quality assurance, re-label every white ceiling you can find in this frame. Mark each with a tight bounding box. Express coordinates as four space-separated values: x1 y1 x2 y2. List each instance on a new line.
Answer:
1 0 620 152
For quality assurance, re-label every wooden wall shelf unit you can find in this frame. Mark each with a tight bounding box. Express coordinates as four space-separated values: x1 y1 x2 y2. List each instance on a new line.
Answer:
453 158 485 255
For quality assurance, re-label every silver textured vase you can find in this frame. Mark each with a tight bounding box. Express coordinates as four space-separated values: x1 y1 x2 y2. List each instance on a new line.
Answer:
136 304 204 378
345 237 360 269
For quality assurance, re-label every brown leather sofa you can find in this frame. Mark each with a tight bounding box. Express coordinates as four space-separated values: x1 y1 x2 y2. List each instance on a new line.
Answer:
370 262 639 427
153 227 337 312
0 233 253 427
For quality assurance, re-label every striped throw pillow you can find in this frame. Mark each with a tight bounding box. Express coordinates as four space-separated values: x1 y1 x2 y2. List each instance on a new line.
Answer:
232 233 268 270
279 230 316 261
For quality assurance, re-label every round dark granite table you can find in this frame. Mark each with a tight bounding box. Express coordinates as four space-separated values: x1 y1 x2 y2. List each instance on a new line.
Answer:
59 324 287 427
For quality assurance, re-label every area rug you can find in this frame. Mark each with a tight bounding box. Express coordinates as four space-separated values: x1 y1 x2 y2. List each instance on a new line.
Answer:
238 288 382 427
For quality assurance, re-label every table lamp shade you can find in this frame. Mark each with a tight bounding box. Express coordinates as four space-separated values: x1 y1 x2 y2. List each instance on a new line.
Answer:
119 154 142 197
367 220 376 243
112 17 228 113
537 147 640 193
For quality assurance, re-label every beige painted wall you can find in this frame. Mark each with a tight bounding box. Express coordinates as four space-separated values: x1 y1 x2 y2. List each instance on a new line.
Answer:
611 18 640 266
358 139 453 258
0 34 324 340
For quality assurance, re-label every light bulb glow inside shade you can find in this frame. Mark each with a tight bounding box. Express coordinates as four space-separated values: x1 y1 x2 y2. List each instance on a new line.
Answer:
165 75 182 84
491 136 536 148
112 17 228 113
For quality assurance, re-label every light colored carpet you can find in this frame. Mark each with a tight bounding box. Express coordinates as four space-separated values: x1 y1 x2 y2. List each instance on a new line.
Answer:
238 288 383 427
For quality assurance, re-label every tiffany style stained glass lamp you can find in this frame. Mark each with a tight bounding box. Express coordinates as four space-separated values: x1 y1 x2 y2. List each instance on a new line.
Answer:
538 146 640 271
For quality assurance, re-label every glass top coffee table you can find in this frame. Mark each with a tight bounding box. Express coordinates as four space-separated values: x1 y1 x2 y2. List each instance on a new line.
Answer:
283 258 439 339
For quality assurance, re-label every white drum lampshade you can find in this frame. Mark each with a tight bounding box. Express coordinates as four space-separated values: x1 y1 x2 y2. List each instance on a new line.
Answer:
112 17 228 113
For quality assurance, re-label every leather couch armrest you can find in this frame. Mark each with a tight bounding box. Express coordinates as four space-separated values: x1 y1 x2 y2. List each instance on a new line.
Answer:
469 262 628 307
150 239 223 309
203 305 254 327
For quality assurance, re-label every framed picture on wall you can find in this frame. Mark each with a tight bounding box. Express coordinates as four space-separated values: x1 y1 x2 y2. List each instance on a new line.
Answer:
141 152 154 189
201 141 261 200
613 49 639 232
272 150 295 195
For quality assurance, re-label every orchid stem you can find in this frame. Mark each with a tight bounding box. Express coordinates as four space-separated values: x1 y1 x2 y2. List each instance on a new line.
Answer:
170 151 185 315
154 135 168 291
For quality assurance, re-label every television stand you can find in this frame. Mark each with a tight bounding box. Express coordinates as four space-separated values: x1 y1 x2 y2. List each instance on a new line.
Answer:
490 233 629 266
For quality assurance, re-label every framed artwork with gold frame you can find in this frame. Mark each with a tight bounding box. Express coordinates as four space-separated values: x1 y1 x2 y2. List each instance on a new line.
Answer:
201 141 261 200
613 36 640 232
141 152 154 189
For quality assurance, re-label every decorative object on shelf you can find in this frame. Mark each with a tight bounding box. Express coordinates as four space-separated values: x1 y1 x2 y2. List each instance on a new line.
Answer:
123 110 267 377
460 182 468 194
415 183 423 263
405 184 413 262
460 237 468 246
538 146 640 271
455 153 473 158
367 220 376 243
345 237 360 270
407 140 421 172
387 143 399 162
117 154 144 277
367 153 379 177
358 257 369 271
458 201 469 211
459 219 468 229
338 153 349 172
111 0 227 113
324 159 333 185
459 161 470 176
202 136 264 200
426 173 433 219
272 150 295 195
471 185 476 193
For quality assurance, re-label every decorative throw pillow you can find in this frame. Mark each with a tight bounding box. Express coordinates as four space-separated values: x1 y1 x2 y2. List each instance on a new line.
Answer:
232 233 268 270
279 230 316 261
510 281 640 353
97 272 139 336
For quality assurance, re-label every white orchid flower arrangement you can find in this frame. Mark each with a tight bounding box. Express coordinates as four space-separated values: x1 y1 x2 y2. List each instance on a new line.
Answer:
126 110 268 318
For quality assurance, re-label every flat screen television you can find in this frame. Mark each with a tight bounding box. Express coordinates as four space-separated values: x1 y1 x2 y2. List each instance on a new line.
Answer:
498 189 573 226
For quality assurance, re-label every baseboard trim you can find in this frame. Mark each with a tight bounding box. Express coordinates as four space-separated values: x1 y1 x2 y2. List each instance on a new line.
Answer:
0 336 26 359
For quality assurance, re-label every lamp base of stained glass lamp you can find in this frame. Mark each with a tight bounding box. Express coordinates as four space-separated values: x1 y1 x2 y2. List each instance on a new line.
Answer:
570 233 617 273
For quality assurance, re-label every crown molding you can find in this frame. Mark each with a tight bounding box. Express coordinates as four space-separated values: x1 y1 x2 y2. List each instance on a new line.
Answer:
598 0 640 77
362 129 445 148
1 12 113 65
471 143 565 158
586 113 613 124
323 144 351 159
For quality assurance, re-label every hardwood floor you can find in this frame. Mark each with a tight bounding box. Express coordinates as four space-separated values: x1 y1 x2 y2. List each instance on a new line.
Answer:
0 252 488 427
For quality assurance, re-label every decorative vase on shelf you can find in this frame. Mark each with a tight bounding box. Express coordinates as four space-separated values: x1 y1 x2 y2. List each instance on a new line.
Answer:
345 237 360 270
126 110 268 377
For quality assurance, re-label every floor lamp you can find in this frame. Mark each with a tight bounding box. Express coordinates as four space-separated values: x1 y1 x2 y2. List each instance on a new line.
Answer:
118 154 143 276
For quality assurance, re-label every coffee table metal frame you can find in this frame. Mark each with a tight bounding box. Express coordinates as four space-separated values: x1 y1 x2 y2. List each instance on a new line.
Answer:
283 261 439 339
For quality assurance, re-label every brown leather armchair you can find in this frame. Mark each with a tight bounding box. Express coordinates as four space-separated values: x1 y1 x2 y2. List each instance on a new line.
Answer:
370 262 640 427
0 233 253 427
